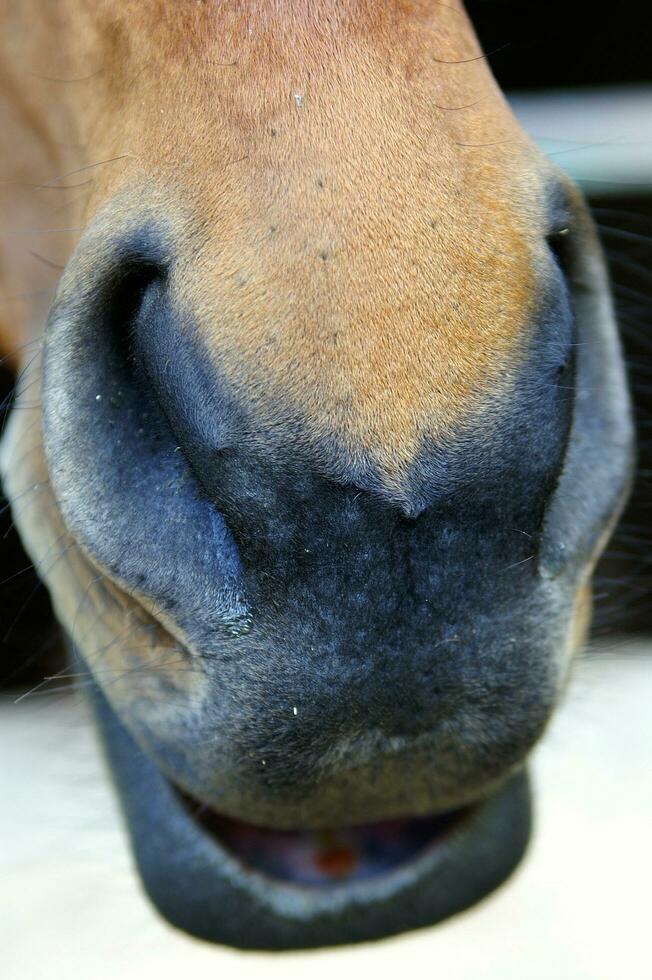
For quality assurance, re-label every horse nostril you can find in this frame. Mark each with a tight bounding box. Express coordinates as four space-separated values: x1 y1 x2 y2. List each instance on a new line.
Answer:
41 228 249 640
109 262 165 346
547 225 572 276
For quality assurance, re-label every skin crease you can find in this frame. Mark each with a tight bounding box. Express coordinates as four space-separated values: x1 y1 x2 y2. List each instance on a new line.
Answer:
0 2 604 796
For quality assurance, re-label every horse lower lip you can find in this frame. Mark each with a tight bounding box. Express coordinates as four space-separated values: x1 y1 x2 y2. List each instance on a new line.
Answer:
178 793 472 887
86 667 532 949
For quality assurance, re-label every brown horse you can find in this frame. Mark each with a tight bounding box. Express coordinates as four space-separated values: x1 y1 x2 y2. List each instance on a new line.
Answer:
0 0 633 950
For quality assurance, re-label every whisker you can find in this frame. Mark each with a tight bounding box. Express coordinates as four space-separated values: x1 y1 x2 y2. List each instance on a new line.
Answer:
2 542 73 644
27 249 65 272
29 68 104 84
433 41 510 65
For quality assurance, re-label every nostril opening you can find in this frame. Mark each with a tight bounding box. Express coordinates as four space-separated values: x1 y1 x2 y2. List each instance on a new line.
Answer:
544 219 577 385
547 226 572 280
545 177 576 283
105 260 167 376
108 261 165 336
100 258 176 444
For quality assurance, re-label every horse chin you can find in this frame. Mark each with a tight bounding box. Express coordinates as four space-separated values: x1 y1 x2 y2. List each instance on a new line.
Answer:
87 656 532 951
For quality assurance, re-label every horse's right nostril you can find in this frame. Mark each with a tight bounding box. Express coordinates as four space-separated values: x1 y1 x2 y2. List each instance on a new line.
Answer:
42 231 250 642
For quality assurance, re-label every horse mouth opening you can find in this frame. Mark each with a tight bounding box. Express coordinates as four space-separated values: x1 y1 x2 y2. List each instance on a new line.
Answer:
178 791 473 888
83 677 534 948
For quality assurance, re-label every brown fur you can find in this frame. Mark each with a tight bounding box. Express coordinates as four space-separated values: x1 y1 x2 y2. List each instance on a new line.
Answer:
0 2 560 477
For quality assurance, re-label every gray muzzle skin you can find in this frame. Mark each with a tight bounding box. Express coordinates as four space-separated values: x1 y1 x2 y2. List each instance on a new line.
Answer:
84 651 531 951
34 202 632 950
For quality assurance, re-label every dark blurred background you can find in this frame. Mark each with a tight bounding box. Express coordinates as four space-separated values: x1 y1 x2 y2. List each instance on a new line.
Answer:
467 0 652 637
467 0 649 89
1 0 651 687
